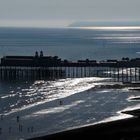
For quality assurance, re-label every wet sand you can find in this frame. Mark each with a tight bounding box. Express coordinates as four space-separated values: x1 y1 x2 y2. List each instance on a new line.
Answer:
28 82 140 140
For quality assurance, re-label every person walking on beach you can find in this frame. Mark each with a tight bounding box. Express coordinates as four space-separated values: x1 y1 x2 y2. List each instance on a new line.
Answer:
59 100 63 105
9 127 12 134
31 126 34 133
16 116 19 122
1 114 4 120
0 128 2 134
19 124 22 132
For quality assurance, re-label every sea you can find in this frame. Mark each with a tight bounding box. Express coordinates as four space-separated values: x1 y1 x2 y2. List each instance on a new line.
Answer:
0 27 140 139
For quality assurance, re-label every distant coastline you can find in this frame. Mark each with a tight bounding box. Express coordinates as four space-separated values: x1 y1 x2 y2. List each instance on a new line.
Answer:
68 26 140 30
69 21 140 27
68 21 140 30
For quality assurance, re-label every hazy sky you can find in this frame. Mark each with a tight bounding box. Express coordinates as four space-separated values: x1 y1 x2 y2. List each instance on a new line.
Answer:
0 0 140 27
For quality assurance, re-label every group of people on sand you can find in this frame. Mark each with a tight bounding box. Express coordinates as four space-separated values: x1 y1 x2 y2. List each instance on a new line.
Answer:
0 115 34 135
0 99 64 136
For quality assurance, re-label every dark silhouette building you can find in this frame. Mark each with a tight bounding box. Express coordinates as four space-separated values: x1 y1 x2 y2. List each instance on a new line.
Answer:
0 51 61 67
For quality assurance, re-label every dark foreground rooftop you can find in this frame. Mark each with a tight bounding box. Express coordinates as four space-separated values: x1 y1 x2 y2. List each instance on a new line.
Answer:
28 111 140 140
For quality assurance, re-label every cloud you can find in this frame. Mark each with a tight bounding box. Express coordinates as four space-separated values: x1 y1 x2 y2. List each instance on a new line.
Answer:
0 0 140 27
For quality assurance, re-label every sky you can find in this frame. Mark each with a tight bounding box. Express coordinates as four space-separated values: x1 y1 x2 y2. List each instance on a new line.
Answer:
0 0 140 27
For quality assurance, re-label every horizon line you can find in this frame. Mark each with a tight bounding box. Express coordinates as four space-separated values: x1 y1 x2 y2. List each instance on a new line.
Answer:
0 25 140 29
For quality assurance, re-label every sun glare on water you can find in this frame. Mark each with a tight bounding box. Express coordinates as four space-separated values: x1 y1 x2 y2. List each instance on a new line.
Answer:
73 26 140 30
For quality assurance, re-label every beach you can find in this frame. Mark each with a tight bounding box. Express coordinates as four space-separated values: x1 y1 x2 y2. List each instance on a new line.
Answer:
0 77 140 139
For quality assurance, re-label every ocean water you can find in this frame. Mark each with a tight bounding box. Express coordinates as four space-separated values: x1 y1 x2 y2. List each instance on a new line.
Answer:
0 27 140 60
0 27 140 139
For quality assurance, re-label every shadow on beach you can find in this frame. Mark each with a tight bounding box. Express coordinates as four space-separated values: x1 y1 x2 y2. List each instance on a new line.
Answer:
28 115 140 140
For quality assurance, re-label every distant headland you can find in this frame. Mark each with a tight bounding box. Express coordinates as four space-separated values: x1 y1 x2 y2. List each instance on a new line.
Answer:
69 21 140 27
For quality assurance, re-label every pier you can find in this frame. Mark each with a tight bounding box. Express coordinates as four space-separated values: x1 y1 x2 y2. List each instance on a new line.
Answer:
0 51 140 82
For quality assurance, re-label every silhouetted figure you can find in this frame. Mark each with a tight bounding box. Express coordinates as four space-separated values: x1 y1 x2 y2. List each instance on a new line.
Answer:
1 115 4 120
16 116 19 122
59 100 63 105
18 124 22 132
40 51 43 57
21 125 23 132
0 128 2 134
27 127 30 133
19 124 22 132
9 127 11 134
19 124 20 132
31 126 34 133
